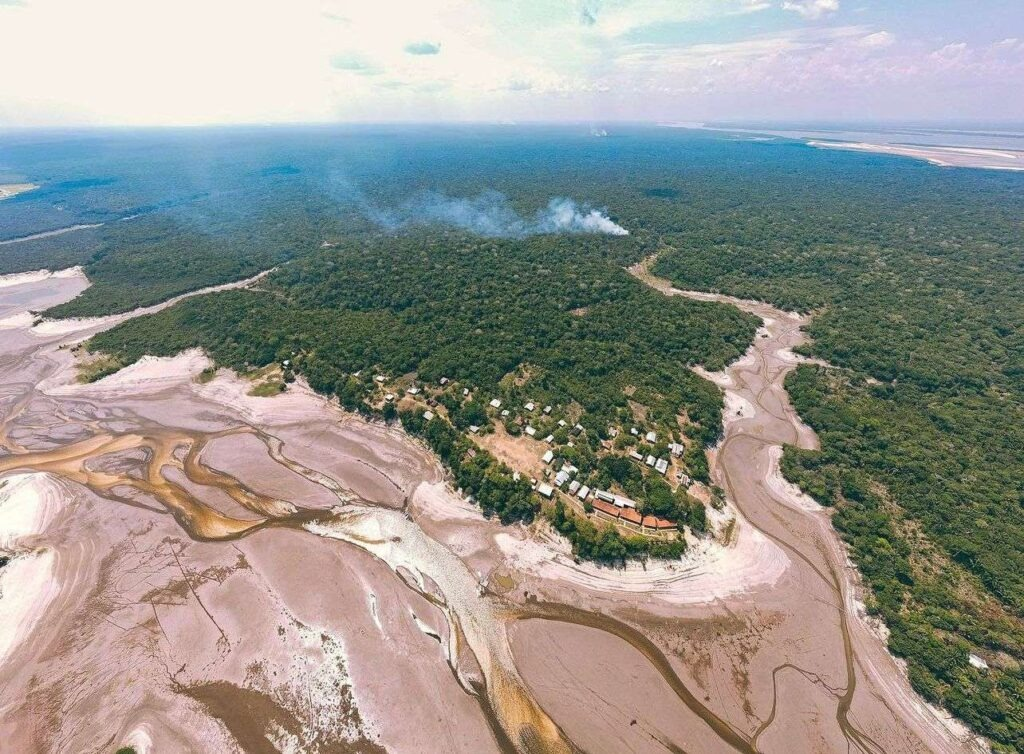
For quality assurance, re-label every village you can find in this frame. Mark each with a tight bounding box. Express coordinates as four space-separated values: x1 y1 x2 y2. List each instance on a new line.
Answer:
370 369 713 542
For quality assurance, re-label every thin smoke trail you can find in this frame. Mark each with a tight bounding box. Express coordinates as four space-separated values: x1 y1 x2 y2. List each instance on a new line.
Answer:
328 178 628 238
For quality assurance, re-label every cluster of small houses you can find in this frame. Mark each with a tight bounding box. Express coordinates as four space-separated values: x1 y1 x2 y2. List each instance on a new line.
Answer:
379 376 685 533
529 449 678 531
536 466 678 531
466 397 576 439
377 373 423 404
609 426 687 477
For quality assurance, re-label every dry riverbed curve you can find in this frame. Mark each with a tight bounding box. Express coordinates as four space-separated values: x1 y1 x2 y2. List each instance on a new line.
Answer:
0 265 985 753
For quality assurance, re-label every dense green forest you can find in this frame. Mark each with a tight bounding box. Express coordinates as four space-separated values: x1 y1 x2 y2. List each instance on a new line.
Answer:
90 229 756 434
652 162 1024 751
89 227 756 553
2 188 366 317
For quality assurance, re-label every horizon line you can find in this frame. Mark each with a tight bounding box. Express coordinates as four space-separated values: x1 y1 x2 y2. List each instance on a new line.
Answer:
3 118 1024 135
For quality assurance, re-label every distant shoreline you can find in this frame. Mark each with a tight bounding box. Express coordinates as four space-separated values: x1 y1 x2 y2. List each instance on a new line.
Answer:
806 140 1024 171
659 122 1024 170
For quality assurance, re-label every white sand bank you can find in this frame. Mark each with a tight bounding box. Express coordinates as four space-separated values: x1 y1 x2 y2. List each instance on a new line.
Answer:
49 349 212 398
808 140 1024 171
0 473 69 666
0 266 86 290
0 183 37 201
496 510 788 606
763 445 822 512
0 472 66 549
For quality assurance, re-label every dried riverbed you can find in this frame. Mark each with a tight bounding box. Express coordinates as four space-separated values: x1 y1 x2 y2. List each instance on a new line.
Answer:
0 267 984 753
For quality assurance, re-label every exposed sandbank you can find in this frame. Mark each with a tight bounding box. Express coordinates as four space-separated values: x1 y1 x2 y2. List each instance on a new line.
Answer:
0 265 86 290
808 140 1024 171
0 473 68 666
0 183 37 201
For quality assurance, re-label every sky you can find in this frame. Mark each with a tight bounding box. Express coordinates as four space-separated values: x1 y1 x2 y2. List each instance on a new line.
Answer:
0 0 1021 127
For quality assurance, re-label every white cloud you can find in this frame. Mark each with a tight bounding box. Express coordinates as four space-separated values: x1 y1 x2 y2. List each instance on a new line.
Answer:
932 41 968 60
0 0 1019 126
738 0 772 12
0 0 338 126
858 31 894 48
781 0 840 20
615 25 869 73
569 0 769 38
990 38 1021 54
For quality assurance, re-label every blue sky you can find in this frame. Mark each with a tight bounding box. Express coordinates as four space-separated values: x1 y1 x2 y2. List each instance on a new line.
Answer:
0 0 1021 126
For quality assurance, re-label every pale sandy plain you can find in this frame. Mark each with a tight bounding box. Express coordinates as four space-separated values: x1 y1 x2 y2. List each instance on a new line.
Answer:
0 261 989 753
807 141 1024 171
0 183 38 201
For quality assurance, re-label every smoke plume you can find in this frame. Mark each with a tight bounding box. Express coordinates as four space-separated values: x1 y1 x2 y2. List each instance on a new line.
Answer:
365 190 629 238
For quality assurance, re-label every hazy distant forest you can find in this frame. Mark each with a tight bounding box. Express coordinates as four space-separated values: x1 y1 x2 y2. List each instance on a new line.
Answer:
1 127 1022 749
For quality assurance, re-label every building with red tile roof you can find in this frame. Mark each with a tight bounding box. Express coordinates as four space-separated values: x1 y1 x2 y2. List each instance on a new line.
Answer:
642 515 677 531
591 499 620 519
620 508 643 526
